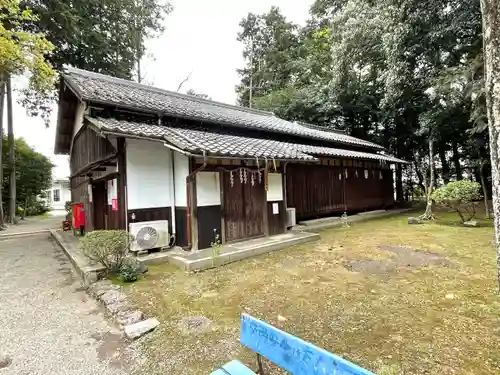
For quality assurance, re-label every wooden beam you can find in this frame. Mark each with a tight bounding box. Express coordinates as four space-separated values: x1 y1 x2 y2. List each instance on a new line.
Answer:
70 153 117 178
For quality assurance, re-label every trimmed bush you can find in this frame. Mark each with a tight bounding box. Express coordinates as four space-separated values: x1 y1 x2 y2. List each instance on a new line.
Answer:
431 180 482 223
80 230 133 272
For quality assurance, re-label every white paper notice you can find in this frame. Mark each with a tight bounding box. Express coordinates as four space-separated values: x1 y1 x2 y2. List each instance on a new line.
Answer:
272 202 279 215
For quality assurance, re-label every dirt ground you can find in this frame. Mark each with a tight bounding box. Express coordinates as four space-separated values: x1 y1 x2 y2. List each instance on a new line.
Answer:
124 211 500 375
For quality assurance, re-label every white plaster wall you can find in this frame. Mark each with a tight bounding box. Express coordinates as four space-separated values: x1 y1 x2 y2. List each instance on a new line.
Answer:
44 181 71 212
196 172 220 207
126 139 173 209
174 152 189 207
267 173 283 201
72 102 86 138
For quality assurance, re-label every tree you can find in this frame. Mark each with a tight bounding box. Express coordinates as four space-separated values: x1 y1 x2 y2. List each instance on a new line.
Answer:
2 137 53 217
480 0 500 289
236 7 300 107
432 180 482 223
0 0 56 223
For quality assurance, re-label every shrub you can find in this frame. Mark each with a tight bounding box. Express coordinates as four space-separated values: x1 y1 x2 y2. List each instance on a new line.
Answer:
431 180 482 223
119 258 142 282
64 201 72 213
80 230 133 272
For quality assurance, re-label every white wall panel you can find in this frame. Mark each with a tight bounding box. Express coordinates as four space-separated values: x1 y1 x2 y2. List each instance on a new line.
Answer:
174 152 189 207
267 173 283 201
72 102 86 138
126 139 173 209
196 172 220 207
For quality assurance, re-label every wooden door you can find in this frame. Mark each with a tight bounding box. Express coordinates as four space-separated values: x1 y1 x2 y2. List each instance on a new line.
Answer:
92 182 107 230
223 170 265 242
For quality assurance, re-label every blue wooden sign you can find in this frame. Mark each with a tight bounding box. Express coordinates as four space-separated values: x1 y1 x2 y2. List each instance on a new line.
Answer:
240 313 375 375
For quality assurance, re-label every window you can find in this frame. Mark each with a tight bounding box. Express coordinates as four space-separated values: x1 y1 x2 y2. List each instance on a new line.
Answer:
53 189 60 202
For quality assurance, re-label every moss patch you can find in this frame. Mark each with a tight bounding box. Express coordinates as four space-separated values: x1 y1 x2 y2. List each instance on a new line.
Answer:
126 212 500 375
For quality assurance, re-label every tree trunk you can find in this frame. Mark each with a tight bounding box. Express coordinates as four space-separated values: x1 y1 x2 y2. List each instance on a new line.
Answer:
480 0 500 290
6 75 15 224
395 165 404 202
439 147 450 184
421 138 435 220
479 161 491 218
0 73 5 228
22 195 28 220
452 140 462 180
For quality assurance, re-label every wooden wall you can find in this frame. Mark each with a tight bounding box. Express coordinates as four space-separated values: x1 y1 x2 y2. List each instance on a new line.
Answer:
286 161 394 220
69 124 117 231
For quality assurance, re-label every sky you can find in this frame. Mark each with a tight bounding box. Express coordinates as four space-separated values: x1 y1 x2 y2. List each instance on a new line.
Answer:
8 0 312 180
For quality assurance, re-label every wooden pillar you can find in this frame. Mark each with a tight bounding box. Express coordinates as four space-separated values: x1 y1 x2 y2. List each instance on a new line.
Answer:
190 175 199 250
117 138 127 230
219 170 226 244
263 168 269 237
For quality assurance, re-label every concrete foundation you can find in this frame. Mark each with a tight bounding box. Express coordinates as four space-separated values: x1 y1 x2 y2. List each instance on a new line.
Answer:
166 231 320 272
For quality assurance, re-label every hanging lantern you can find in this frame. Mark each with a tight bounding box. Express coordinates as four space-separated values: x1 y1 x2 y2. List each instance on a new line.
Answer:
251 173 255 187
243 169 248 184
230 171 234 187
344 169 348 178
239 169 243 183
364 169 369 179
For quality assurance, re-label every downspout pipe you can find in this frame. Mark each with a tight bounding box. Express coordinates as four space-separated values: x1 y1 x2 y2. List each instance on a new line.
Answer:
186 149 207 250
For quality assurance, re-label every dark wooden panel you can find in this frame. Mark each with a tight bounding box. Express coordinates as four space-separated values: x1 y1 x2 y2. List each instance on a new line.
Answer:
70 124 116 176
222 170 265 242
71 178 93 231
267 201 285 236
197 205 222 250
223 172 246 241
244 178 265 238
127 207 172 234
92 181 107 230
175 207 188 247
116 138 127 230
286 163 394 220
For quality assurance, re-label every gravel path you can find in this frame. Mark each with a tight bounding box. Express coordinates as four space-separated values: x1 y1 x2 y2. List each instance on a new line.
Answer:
0 234 138 375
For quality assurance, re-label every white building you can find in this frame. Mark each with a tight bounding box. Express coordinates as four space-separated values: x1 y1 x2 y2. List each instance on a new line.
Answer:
45 179 71 214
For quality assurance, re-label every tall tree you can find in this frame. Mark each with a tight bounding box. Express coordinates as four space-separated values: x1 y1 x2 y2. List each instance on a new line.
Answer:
20 0 172 119
480 0 500 289
1 0 56 223
236 7 300 107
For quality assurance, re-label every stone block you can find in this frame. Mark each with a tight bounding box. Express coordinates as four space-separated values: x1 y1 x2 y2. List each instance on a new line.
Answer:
124 318 160 340
408 217 422 225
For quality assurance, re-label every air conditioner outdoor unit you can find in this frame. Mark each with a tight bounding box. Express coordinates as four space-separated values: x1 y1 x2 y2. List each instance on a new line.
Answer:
129 220 169 252
286 208 296 228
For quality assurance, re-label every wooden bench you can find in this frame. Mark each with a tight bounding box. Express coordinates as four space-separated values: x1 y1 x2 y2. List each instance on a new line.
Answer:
210 313 375 375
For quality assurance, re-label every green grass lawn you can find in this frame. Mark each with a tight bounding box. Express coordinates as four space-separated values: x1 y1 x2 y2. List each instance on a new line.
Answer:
126 211 500 375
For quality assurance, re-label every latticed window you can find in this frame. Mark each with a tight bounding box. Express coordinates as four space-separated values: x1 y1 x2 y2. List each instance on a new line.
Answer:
54 189 60 202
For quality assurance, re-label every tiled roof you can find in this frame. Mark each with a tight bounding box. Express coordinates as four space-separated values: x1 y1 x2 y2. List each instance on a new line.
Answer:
87 117 407 164
64 67 383 150
86 117 316 161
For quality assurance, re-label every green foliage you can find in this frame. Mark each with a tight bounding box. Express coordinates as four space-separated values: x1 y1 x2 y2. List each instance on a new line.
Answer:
236 0 486 194
432 180 483 223
0 0 56 124
119 258 142 283
19 0 172 120
1 137 53 214
64 201 72 213
80 230 133 272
